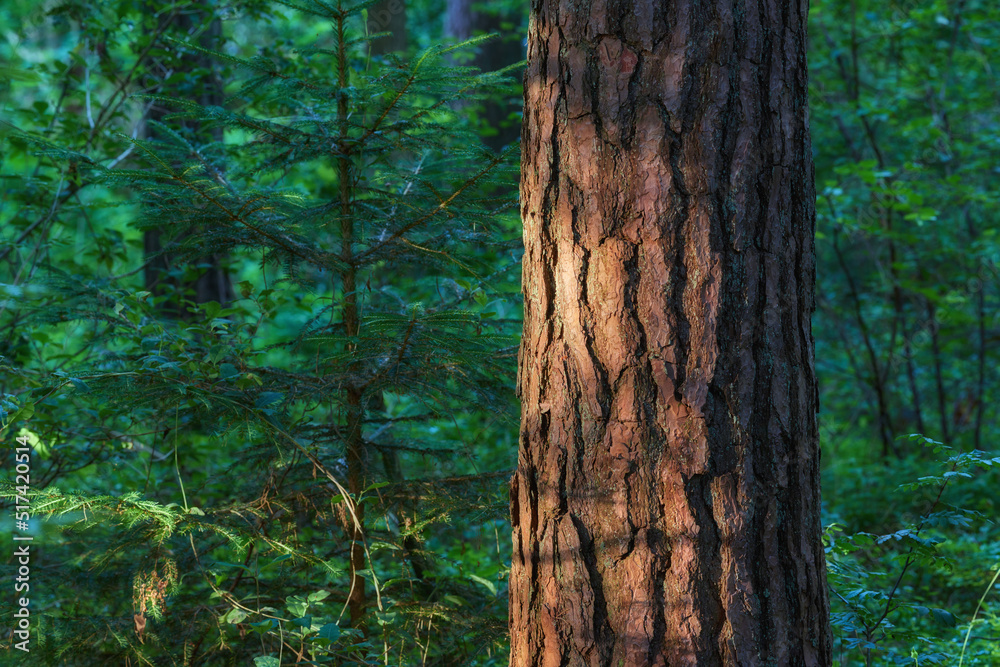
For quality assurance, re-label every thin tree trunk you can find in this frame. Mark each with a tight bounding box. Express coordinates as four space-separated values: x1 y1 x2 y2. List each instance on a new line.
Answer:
972 286 985 449
511 1 832 665
925 298 951 445
965 209 986 450
336 9 368 630
832 228 896 457
902 330 925 435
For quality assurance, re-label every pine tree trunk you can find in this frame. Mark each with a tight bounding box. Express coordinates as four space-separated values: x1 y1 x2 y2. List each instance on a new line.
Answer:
510 0 832 664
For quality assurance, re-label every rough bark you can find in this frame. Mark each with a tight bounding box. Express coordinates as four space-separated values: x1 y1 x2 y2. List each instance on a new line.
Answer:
510 0 832 665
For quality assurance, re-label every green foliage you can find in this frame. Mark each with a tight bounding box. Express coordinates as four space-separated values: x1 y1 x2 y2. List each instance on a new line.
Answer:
810 0 1000 663
1 0 519 664
811 0 1000 456
825 436 1000 665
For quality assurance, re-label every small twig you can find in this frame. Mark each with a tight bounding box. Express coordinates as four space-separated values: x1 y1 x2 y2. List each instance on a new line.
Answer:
865 458 958 647
84 67 95 129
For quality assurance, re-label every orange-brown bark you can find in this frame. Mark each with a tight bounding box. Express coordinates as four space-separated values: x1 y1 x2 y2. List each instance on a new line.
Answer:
511 0 831 664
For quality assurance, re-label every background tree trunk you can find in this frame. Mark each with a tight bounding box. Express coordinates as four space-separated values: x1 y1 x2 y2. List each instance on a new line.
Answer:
446 0 524 151
367 0 407 55
143 7 232 316
510 0 832 665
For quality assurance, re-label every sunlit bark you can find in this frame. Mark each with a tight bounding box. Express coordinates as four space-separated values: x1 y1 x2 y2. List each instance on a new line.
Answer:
511 0 832 664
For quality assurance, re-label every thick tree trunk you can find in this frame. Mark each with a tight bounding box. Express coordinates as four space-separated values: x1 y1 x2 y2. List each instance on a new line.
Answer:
511 1 832 665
